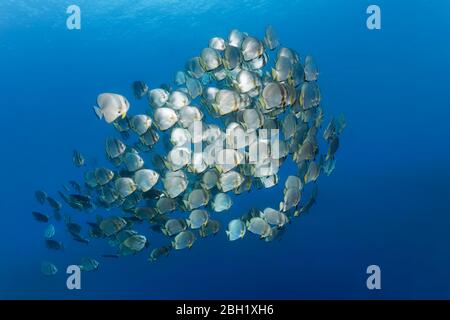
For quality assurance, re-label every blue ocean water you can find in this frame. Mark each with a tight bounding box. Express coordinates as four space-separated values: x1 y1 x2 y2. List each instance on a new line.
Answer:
1 0 450 299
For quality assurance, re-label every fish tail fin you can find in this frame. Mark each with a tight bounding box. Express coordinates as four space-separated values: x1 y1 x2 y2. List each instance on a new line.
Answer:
93 106 103 119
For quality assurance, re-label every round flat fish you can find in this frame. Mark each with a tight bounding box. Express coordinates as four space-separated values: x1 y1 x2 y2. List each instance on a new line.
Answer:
94 93 130 124
44 224 55 239
212 193 233 212
134 169 159 192
188 209 209 229
163 219 188 236
130 115 152 136
41 261 58 276
99 216 127 237
172 231 196 250
246 217 272 238
154 107 178 131
115 178 137 198
226 219 246 241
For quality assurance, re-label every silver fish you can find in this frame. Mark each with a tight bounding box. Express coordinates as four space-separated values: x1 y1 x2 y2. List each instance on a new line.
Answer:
94 93 130 124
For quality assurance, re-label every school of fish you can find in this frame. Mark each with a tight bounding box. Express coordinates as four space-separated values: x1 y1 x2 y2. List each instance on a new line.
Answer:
33 26 345 276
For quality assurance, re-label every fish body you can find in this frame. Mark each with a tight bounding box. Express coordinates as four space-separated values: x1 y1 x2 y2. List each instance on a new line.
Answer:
94 93 130 124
